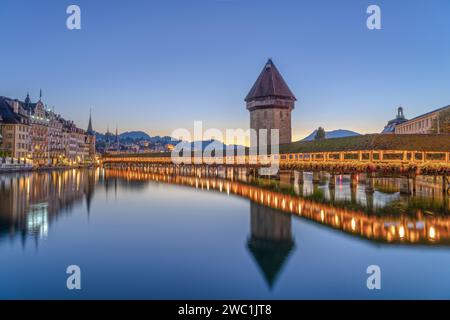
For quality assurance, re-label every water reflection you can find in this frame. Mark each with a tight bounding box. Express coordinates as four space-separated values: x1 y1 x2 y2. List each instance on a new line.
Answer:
248 202 294 288
0 169 97 245
1 167 450 292
104 168 450 245
1 168 449 248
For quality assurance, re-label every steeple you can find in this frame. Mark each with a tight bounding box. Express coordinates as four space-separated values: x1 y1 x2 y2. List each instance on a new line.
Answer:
115 125 119 151
245 59 296 103
397 106 405 120
87 109 94 136
24 92 31 106
39 89 42 101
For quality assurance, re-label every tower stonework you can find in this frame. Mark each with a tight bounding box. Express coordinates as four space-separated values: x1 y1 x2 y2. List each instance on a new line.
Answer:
246 59 297 148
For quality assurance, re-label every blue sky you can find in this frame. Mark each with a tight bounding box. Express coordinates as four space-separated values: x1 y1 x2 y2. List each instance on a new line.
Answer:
1 0 449 140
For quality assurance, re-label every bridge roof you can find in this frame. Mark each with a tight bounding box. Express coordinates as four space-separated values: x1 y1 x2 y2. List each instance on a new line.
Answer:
281 134 450 153
245 59 296 102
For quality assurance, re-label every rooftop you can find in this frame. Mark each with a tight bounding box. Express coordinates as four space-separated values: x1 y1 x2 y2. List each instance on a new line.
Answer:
245 59 296 102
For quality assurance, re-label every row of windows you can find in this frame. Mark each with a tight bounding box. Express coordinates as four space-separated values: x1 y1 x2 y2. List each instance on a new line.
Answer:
17 125 29 132
397 117 433 133
16 143 30 150
16 151 29 158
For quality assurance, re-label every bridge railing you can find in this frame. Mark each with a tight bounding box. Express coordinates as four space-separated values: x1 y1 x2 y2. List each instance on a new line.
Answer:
102 150 450 166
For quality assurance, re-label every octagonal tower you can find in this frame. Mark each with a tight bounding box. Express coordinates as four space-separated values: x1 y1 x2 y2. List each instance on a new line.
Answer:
245 59 297 148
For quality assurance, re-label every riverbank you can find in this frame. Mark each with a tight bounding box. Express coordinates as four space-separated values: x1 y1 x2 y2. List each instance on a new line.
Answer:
0 164 98 174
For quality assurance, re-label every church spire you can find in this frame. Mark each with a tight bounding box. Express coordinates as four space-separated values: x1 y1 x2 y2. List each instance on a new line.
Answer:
87 109 94 135
39 89 42 101
115 125 119 151
24 92 31 106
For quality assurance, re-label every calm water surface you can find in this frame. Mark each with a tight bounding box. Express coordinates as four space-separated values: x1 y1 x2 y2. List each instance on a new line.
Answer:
1 168 450 299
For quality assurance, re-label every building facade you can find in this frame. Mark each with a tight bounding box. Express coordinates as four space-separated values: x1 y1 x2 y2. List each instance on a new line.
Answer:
395 105 450 134
24 96 50 165
0 97 31 159
246 59 297 148
0 93 95 166
48 111 65 164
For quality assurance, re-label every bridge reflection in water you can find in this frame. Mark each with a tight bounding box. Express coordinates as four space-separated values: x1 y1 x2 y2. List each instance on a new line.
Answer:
1 167 450 289
104 168 450 246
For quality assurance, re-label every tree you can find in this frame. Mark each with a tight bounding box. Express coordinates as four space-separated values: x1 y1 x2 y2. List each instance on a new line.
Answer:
431 108 450 134
314 127 326 140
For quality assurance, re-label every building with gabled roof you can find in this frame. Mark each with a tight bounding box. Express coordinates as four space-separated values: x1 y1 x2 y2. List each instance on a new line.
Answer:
0 96 31 158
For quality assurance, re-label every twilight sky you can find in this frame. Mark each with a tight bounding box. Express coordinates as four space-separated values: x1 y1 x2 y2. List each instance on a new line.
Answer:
1 0 449 141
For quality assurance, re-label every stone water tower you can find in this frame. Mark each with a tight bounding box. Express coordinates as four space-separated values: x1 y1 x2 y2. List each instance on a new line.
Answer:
245 59 297 148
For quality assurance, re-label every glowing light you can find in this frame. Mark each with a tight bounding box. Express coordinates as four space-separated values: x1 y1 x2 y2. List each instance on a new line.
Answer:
390 225 396 236
429 227 436 239
320 210 325 222
351 218 356 231
399 226 405 238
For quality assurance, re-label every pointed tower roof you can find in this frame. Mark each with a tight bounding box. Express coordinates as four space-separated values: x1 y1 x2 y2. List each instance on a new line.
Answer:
24 92 31 105
245 59 296 102
247 238 294 289
87 110 94 135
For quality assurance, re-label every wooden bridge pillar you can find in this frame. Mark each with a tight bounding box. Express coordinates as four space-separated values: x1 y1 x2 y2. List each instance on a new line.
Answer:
443 174 450 196
366 192 374 213
329 174 336 188
365 173 375 194
351 186 357 203
400 177 412 195
312 171 320 184
350 174 358 189
294 171 303 185
279 170 292 187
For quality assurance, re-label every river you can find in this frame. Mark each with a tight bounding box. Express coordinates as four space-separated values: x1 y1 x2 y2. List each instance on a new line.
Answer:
1 168 450 299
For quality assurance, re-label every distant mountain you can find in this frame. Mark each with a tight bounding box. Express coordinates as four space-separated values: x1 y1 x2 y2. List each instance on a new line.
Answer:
95 131 172 143
94 131 244 150
190 139 245 152
302 129 361 141
119 131 151 140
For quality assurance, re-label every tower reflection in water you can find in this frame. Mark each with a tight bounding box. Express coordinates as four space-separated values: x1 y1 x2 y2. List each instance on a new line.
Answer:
247 202 294 288
1 167 450 288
